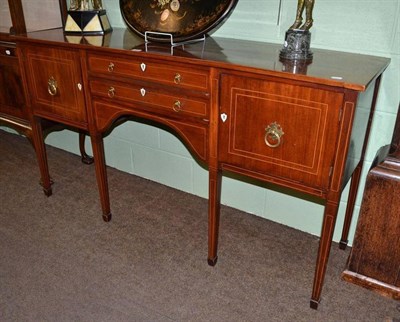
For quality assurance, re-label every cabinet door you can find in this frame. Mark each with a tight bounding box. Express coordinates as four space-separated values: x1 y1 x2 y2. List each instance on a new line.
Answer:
219 74 344 190
0 43 27 120
23 45 87 127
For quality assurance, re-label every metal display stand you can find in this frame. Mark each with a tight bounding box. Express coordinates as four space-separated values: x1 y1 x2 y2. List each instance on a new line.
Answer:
143 31 206 56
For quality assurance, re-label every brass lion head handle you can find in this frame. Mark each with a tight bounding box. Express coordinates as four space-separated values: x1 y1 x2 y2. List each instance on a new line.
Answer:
47 76 58 96
265 122 284 148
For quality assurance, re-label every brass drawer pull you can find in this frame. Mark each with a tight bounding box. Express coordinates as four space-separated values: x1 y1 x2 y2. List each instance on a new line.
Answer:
173 100 182 112
47 76 58 96
174 73 181 84
108 62 114 72
265 122 284 148
108 86 115 98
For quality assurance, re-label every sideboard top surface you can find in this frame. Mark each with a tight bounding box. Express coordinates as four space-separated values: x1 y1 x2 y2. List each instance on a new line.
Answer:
14 27 390 91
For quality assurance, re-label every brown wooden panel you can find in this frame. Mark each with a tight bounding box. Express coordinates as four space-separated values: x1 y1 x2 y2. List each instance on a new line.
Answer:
0 43 26 120
219 74 344 189
23 45 87 125
93 100 208 161
7 0 26 34
90 80 208 120
87 53 210 91
343 159 400 300
16 28 390 92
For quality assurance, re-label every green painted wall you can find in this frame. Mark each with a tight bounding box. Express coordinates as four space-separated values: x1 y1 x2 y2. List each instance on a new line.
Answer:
14 0 400 244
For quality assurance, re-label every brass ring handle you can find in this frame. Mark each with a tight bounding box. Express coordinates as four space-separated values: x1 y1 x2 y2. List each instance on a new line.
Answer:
108 87 115 98
47 76 58 96
265 122 284 148
173 100 182 112
108 62 114 72
174 73 181 84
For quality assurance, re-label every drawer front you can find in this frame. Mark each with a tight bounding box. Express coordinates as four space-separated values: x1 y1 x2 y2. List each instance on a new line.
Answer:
0 44 26 119
87 54 209 91
90 80 208 119
23 46 87 125
219 74 344 189
0 42 16 58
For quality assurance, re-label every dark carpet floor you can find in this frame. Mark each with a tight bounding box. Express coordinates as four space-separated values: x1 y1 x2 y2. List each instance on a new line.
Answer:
0 129 399 322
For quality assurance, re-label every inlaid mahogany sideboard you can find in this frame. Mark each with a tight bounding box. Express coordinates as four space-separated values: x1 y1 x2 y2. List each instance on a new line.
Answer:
13 28 390 309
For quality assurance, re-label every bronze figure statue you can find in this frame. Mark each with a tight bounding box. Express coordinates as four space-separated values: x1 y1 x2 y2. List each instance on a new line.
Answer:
289 0 315 31
70 0 103 11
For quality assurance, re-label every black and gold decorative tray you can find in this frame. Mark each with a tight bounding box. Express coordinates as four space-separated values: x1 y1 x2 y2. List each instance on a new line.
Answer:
120 0 238 42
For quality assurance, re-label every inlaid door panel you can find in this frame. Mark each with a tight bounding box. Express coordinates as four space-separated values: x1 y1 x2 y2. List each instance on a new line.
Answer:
23 45 87 126
219 74 344 189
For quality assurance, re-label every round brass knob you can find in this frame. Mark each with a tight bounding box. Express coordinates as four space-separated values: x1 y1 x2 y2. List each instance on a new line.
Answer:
265 122 284 148
173 100 182 112
108 62 114 72
47 76 58 96
108 87 115 98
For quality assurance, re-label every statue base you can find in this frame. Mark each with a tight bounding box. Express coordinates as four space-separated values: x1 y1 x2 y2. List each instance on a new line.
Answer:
64 10 112 35
280 58 311 75
280 30 313 61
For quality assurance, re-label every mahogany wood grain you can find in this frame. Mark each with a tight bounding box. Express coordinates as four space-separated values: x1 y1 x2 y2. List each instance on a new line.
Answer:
0 35 34 149
342 104 400 300
87 53 210 92
21 45 87 128
219 73 343 190
0 42 26 120
342 156 400 300
90 132 112 222
339 76 383 249
207 70 222 266
1 0 91 196
7 0 26 35
15 28 389 91
14 27 390 309
92 100 208 162
89 80 209 119
31 116 53 196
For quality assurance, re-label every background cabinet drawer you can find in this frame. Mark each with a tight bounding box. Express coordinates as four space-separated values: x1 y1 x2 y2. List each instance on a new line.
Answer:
23 46 87 126
0 43 16 57
219 74 344 189
87 54 209 91
90 80 209 120
0 43 26 119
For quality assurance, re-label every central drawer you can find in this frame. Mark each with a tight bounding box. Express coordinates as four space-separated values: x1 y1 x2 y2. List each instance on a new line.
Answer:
90 80 209 120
